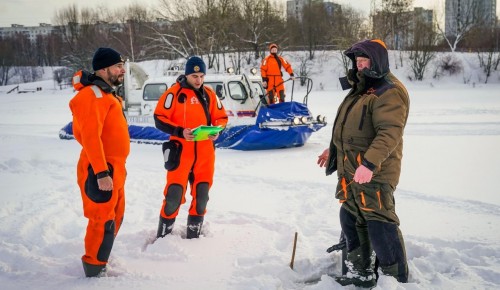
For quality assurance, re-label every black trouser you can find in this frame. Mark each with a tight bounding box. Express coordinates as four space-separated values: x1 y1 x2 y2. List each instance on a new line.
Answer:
338 179 408 282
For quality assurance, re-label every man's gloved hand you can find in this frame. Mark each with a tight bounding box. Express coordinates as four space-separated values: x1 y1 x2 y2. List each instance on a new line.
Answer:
353 164 373 184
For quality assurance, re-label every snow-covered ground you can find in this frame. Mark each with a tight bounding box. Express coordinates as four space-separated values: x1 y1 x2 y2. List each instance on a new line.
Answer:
1 55 500 290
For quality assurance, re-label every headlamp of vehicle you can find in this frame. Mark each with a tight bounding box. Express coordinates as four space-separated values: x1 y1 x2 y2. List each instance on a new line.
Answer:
317 115 327 123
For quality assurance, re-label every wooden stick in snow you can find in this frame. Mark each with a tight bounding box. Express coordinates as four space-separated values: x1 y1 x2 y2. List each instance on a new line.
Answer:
290 232 298 270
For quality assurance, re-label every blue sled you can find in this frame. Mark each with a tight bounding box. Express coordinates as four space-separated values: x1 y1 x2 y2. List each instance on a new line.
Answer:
59 101 326 150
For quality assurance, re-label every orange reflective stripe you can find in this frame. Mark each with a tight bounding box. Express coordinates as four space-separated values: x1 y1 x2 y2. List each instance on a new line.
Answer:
356 153 362 166
341 177 348 200
377 191 382 209
72 70 84 91
360 191 375 212
361 207 375 212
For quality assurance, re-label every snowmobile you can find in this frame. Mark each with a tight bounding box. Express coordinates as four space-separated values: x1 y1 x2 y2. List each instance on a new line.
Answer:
59 62 327 150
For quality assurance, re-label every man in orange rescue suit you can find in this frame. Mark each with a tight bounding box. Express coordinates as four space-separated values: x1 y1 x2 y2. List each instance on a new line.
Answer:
69 47 129 277
154 56 228 239
260 43 294 104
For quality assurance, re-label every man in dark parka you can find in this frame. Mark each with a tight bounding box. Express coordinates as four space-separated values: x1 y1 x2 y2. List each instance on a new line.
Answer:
318 39 410 287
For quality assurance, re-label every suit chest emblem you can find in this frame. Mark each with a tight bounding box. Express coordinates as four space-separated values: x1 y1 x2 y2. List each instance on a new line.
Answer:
190 96 200 105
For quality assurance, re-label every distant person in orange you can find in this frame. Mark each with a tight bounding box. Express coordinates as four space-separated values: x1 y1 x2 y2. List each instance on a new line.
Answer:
154 56 228 239
260 43 295 104
69 47 129 277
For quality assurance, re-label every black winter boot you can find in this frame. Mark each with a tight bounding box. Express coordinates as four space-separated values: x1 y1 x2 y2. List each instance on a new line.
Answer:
186 215 204 239
334 245 377 288
335 207 377 287
335 275 377 289
82 260 107 278
157 216 176 238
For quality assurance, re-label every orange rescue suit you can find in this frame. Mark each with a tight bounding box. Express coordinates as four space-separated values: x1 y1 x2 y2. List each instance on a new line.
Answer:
154 77 228 220
69 71 130 266
260 54 294 103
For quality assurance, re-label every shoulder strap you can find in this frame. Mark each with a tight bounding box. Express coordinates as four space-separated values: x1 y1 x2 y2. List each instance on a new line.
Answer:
273 55 282 70
273 54 283 76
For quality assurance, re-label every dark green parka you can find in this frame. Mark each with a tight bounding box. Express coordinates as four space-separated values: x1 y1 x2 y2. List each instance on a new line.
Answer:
328 39 410 187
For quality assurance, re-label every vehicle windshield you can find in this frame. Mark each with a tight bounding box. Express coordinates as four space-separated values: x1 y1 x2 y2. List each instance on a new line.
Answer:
143 83 167 101
204 82 225 100
228 81 248 101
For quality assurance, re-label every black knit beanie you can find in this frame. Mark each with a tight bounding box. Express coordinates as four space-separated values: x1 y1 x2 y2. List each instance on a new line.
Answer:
92 47 124 71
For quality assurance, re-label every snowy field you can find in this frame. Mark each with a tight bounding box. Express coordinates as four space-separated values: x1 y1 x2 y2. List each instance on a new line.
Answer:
1 64 500 290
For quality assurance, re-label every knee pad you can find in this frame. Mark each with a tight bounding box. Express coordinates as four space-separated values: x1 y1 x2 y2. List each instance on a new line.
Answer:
97 220 115 262
164 184 183 216
195 182 209 215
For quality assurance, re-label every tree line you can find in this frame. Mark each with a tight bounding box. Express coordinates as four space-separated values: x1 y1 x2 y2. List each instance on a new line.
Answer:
1 0 499 85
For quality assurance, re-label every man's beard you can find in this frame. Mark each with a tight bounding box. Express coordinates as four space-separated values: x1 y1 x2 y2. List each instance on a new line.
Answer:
108 71 124 86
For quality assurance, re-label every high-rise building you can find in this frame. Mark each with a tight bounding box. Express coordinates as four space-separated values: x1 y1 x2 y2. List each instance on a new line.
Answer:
286 0 340 22
445 0 497 37
287 0 308 22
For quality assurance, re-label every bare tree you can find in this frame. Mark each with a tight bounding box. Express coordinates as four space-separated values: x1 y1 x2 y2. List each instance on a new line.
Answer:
471 26 500 83
35 34 63 66
0 39 15 85
333 6 369 48
195 0 241 70
234 0 285 60
150 0 207 59
372 0 413 50
112 4 156 62
300 0 331 59
53 5 109 70
437 0 485 52
14 67 43 83
408 19 437 81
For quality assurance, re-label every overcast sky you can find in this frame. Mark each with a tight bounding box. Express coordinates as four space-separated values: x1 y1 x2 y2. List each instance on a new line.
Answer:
0 0 498 28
